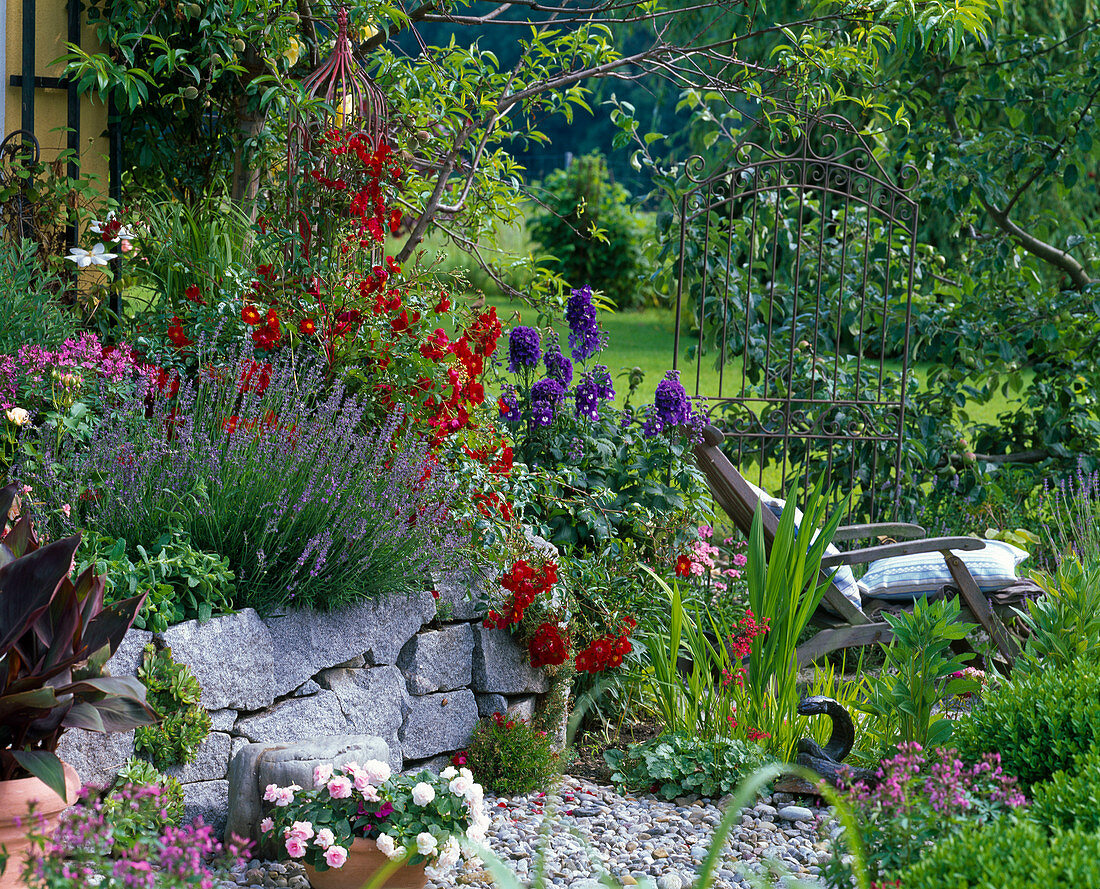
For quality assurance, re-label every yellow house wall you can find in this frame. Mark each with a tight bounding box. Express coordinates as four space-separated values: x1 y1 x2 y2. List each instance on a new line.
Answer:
3 0 110 197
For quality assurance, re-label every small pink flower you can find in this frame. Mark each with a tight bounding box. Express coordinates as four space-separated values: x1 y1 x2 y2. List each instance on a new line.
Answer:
263 784 279 802
327 776 353 799
313 764 333 788
314 828 335 849
324 845 349 868
260 817 274 833
61 503 71 517
285 837 307 858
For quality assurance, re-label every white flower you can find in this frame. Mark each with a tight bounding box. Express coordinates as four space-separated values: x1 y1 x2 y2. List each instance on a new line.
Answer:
5 407 29 426
363 759 391 785
440 766 458 780
448 774 472 798
459 767 473 782
89 211 135 242
314 828 335 849
437 837 460 870
65 243 117 268
376 833 397 859
416 832 438 857
411 782 435 806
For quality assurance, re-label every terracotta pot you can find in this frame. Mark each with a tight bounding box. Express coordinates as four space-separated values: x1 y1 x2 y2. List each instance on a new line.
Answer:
0 762 80 889
304 837 428 889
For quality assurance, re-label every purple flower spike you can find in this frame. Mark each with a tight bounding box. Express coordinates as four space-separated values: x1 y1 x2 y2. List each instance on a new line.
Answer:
653 370 692 427
531 377 566 405
543 341 574 387
498 385 522 423
508 326 541 372
565 285 606 363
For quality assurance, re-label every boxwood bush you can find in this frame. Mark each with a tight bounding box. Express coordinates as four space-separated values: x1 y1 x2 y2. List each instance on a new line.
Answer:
898 820 1100 888
953 654 1100 787
1030 745 1100 832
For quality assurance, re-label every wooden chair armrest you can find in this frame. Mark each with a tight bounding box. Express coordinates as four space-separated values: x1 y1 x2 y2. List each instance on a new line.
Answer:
833 523 927 542
821 536 986 568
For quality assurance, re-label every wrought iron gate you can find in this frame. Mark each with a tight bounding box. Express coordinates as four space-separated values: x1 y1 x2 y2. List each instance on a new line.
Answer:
670 114 919 522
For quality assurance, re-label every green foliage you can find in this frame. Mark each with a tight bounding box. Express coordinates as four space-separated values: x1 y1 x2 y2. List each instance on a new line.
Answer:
953 653 1100 789
528 153 649 310
742 475 844 757
897 820 1100 889
76 528 236 632
605 732 773 801
134 645 211 771
856 596 979 753
462 714 561 796
0 241 70 355
103 758 185 848
1017 554 1100 673
1031 745 1100 834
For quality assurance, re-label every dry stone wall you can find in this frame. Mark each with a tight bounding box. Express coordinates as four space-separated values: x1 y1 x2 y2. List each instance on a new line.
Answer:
58 575 549 834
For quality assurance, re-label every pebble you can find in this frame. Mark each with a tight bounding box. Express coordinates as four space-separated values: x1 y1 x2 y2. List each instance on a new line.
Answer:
215 776 830 889
777 806 815 823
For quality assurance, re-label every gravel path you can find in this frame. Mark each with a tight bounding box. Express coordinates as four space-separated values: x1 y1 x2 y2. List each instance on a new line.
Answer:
217 776 833 889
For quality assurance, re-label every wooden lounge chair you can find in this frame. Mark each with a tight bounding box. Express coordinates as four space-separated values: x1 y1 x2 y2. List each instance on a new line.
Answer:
693 425 1026 666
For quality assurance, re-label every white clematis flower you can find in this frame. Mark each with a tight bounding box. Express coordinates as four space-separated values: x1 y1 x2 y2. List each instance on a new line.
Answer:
66 243 118 268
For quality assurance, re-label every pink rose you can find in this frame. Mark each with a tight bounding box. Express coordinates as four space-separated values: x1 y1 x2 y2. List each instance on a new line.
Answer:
313 763 333 788
285 837 307 859
260 817 274 833
324 845 349 868
263 784 279 802
327 776 353 799
314 828 335 849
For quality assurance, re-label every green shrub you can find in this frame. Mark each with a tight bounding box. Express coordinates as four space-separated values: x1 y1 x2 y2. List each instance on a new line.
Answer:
103 758 186 848
898 820 1100 888
134 644 211 770
605 732 773 801
953 653 1100 788
528 152 649 310
0 240 70 355
462 713 560 796
77 528 236 632
1030 745 1100 833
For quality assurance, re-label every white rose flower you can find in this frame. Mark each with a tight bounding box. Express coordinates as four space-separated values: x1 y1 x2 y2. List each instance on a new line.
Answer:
416 832 438 857
440 766 458 780
411 781 436 806
448 774 472 797
364 759 391 785
459 767 473 782
5 408 30 426
438 837 460 869
375 833 398 859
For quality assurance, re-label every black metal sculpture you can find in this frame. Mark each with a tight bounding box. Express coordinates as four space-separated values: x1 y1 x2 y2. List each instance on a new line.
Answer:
796 695 877 786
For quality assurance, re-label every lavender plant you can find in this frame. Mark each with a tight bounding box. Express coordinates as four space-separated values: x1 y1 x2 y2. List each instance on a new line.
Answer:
29 352 459 613
497 285 709 553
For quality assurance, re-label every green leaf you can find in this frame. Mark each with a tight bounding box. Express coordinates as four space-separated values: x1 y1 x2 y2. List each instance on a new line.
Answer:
11 750 68 803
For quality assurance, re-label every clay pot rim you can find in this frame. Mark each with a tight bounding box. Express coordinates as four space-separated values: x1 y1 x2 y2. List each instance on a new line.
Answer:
0 761 80 807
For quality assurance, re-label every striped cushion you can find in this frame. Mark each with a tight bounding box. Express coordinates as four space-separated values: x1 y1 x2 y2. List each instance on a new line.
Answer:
857 540 1028 601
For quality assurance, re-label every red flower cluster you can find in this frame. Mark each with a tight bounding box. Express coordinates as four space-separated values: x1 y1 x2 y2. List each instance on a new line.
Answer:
575 618 637 673
491 711 517 730
484 559 558 629
167 316 192 349
528 621 570 668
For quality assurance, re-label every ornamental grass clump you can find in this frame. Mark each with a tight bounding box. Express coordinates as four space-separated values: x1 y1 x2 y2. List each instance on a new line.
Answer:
31 352 459 612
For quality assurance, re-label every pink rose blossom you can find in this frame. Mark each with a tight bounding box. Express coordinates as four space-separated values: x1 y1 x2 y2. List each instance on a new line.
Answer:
260 817 274 833
285 837 307 858
324 845 349 868
314 828 335 849
313 763 334 788
327 776 353 799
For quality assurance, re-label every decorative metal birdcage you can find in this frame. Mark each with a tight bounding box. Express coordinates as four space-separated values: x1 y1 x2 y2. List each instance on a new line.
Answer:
669 113 920 523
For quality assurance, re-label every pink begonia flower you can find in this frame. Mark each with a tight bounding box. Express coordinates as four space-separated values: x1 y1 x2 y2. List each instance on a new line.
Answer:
263 784 279 802
327 776 353 799
314 828 335 849
260 818 274 833
289 821 315 841
324 845 349 868
359 783 380 802
313 763 333 788
285 837 307 858
274 786 299 806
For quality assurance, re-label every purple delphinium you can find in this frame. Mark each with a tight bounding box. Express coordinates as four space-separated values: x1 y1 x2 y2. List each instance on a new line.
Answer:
653 370 692 427
508 325 541 372
574 366 614 421
543 336 574 387
498 385 522 423
565 285 607 363
530 377 565 428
